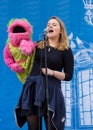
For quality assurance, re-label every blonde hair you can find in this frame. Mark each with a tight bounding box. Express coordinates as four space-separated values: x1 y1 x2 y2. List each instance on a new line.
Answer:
38 16 69 50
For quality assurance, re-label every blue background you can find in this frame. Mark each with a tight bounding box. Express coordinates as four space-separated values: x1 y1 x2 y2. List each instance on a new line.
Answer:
0 0 93 130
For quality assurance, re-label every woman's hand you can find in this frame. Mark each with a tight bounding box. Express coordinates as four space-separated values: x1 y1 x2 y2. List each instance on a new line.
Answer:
42 68 54 77
41 68 65 80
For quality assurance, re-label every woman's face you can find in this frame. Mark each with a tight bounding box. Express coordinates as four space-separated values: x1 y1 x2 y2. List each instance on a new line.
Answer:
46 18 61 39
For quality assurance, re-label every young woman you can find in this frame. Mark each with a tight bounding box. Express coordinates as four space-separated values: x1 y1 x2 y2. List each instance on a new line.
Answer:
15 16 74 130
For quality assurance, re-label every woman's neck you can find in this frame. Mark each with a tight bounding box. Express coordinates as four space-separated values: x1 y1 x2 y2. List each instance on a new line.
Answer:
48 38 58 47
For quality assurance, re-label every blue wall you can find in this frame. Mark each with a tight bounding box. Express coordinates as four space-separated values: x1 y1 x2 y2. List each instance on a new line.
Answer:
0 0 93 130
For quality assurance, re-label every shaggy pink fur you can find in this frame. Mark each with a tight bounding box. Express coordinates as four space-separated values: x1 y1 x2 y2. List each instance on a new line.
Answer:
3 19 37 73
8 19 32 47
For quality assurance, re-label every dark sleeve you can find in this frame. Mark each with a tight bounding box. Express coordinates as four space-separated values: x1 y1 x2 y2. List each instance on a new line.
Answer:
63 48 74 81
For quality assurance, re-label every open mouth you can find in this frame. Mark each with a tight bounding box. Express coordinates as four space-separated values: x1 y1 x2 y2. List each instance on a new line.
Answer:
48 29 53 33
13 26 26 33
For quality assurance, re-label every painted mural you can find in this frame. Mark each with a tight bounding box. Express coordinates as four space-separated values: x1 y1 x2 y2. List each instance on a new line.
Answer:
0 0 93 130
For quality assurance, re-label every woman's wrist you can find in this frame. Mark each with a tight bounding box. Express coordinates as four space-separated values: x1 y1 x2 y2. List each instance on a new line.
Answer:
52 70 55 77
53 70 55 76
51 70 65 80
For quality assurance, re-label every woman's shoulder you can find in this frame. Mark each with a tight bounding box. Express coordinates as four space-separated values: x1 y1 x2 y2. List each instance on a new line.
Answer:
62 47 72 53
61 47 73 58
36 40 44 49
36 40 42 43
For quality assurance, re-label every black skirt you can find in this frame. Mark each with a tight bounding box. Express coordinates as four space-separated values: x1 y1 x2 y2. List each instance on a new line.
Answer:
14 74 66 130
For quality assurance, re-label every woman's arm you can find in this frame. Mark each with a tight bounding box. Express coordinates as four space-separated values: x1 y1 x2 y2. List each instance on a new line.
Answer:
42 48 74 81
42 68 65 80
63 48 74 81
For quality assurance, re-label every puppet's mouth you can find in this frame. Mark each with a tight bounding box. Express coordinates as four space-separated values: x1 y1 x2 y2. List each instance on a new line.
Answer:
13 26 26 33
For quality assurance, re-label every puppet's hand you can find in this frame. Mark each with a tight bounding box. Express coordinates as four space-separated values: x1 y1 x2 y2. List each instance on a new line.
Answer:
20 40 37 55
10 63 24 73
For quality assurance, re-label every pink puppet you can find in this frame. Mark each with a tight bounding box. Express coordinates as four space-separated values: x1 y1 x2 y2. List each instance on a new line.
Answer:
3 18 37 83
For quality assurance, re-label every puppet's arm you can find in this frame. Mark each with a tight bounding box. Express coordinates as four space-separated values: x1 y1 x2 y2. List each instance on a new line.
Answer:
20 40 37 55
3 44 24 73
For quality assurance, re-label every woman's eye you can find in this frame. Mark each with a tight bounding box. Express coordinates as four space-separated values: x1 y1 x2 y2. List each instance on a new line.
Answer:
47 23 57 27
53 23 57 26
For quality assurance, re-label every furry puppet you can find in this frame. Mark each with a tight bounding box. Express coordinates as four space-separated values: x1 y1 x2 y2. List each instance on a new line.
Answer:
3 18 37 83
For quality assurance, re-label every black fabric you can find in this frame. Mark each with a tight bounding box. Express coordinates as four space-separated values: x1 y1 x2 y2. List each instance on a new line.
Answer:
14 107 26 128
44 111 56 130
31 46 74 80
27 115 42 130
14 46 74 130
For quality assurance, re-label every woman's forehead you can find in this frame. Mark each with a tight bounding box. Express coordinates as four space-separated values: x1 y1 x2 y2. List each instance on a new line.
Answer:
48 19 59 24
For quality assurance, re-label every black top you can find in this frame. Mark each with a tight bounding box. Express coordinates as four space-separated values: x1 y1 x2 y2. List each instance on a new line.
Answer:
30 45 74 81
